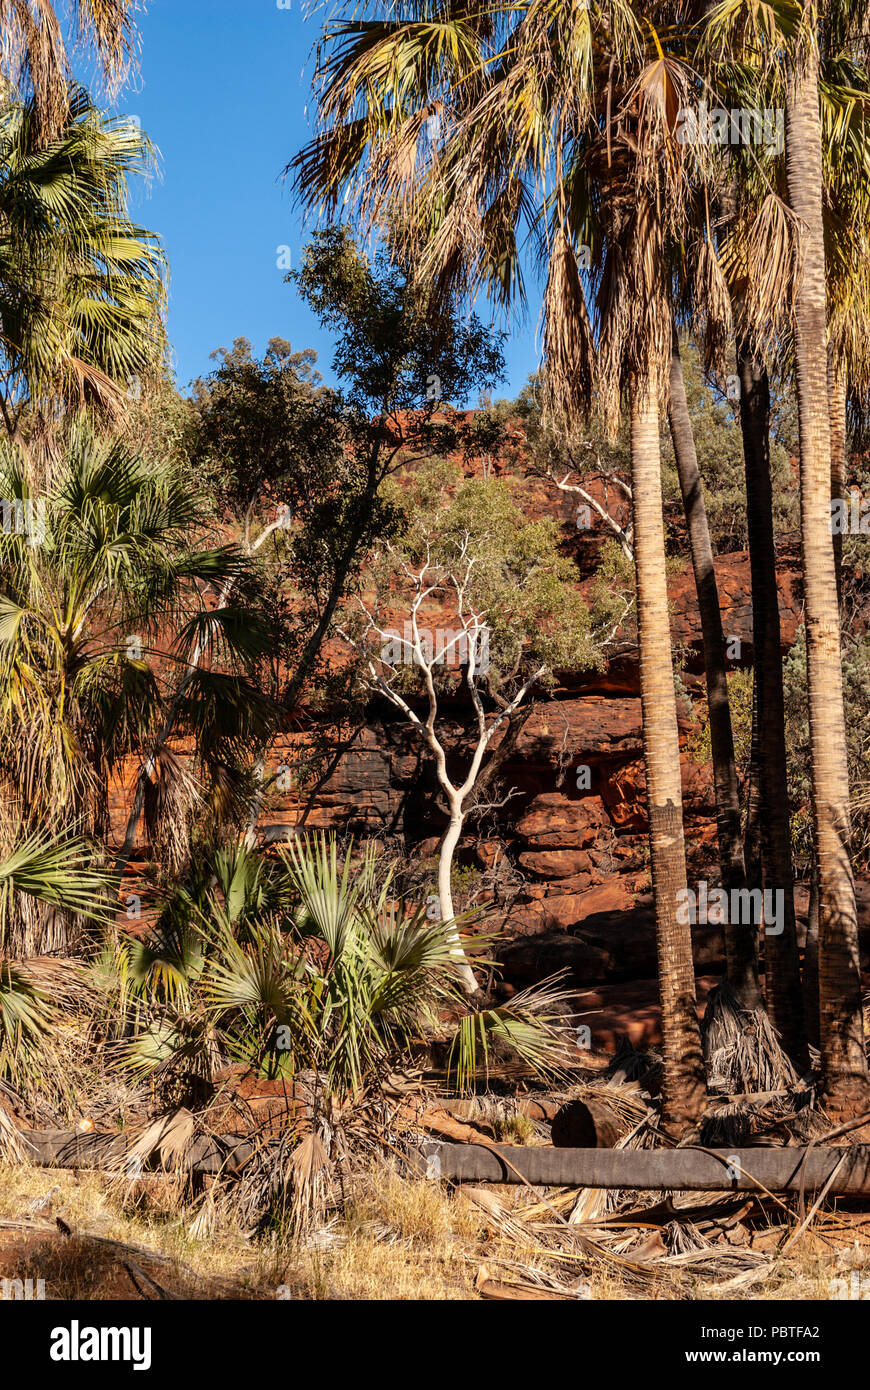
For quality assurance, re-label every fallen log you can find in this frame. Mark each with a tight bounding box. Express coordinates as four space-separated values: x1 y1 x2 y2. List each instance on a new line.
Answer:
551 1099 622 1148
414 1142 870 1193
476 1279 574 1301
18 1129 255 1176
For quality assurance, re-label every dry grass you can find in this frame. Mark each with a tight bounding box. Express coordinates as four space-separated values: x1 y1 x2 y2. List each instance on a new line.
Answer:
0 1163 263 1296
2 1153 869 1301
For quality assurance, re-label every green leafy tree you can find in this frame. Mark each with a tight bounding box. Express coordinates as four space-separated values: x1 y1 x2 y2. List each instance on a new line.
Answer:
177 229 506 849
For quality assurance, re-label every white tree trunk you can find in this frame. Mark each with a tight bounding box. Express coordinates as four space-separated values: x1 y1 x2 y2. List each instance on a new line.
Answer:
438 804 478 995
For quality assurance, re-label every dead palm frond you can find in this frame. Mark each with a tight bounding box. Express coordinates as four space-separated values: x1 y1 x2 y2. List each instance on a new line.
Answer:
719 192 804 358
0 1092 26 1161
0 0 138 140
542 229 595 427
121 1106 196 1177
701 980 800 1096
219 1127 332 1236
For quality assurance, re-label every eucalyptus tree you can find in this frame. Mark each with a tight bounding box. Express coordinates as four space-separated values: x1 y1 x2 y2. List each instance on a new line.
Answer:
162 229 506 862
338 463 604 994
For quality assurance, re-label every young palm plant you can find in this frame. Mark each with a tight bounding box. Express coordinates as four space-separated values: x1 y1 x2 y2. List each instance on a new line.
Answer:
0 831 111 1132
100 835 572 1108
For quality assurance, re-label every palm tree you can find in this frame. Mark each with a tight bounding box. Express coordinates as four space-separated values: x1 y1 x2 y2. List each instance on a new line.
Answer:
667 336 760 1008
0 430 274 952
630 368 709 1129
102 834 572 1102
736 344 808 1066
292 0 711 1130
0 831 111 945
782 0 869 1115
696 1 870 1079
0 830 111 1118
0 0 137 138
0 86 165 442
823 44 870 601
702 112 808 1062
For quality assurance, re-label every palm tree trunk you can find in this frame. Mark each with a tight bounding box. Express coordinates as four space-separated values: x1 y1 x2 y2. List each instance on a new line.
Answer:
828 347 847 605
667 333 760 1007
743 674 763 893
631 374 706 1134
737 343 808 1071
785 33 868 1114
803 864 821 1050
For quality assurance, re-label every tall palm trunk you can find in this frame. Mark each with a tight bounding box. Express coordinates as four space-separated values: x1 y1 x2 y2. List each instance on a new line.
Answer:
743 678 763 893
737 344 808 1071
803 866 821 1049
806 353 848 1052
803 350 848 1045
667 334 760 1007
785 32 868 1114
631 375 706 1133
828 347 847 604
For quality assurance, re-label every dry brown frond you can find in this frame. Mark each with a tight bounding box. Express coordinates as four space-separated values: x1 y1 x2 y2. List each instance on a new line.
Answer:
143 750 199 877
542 229 595 429
0 1097 26 1162
701 981 800 1098
596 187 671 432
0 0 138 139
720 193 803 358
123 1108 196 1176
691 236 734 379
288 1129 330 1234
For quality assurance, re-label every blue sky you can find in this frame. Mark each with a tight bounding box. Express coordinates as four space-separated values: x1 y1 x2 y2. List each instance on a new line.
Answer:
108 0 541 400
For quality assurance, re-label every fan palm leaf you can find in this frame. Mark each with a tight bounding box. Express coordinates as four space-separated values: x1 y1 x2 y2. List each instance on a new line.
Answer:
0 86 165 428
